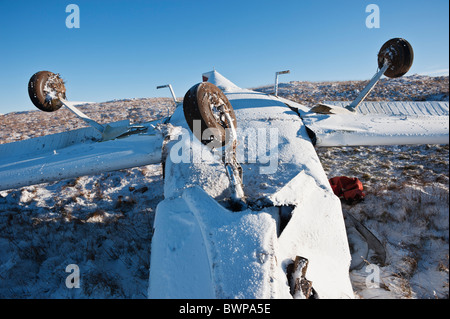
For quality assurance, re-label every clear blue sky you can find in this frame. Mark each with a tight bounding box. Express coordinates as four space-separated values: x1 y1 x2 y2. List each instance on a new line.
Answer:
0 0 448 114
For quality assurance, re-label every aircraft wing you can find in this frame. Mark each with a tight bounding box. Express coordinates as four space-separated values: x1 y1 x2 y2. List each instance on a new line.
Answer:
296 101 449 147
0 120 164 191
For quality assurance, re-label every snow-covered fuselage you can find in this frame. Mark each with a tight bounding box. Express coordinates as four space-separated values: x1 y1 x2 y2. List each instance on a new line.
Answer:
148 71 354 299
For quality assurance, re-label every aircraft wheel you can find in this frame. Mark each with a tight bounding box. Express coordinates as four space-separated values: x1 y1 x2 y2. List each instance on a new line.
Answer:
183 82 237 147
28 71 66 112
378 38 414 78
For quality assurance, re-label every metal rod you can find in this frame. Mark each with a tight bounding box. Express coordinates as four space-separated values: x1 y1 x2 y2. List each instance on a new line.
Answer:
60 98 105 133
274 70 290 97
222 109 245 202
346 63 389 112
157 84 177 104
157 84 177 117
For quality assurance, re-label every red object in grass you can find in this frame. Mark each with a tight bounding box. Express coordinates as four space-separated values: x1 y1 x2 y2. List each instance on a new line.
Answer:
329 176 365 202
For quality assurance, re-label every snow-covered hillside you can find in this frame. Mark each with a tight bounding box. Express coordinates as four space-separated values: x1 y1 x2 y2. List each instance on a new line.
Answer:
255 74 449 106
0 75 448 298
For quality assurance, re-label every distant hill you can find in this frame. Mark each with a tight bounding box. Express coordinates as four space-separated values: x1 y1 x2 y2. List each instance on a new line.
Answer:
254 75 449 107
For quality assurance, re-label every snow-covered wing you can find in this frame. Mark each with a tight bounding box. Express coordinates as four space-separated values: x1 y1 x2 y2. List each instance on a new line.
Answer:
301 101 449 147
0 121 164 191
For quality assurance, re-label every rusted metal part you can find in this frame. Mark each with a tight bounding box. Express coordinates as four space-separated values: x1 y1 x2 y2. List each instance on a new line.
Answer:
28 71 66 112
309 103 335 114
286 256 318 299
378 38 414 78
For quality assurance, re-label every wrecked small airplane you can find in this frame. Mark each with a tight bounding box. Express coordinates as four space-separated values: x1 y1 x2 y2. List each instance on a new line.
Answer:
0 38 448 298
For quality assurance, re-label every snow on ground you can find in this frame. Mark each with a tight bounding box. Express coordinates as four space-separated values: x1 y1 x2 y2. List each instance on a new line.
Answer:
0 166 163 298
0 75 448 298
317 144 449 298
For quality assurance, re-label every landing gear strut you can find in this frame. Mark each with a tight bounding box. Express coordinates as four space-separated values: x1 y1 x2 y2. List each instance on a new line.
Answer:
28 71 147 141
183 82 246 211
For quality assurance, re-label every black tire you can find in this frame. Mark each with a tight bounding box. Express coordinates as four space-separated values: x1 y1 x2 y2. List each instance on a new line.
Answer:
183 82 237 147
28 71 66 112
377 38 414 78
